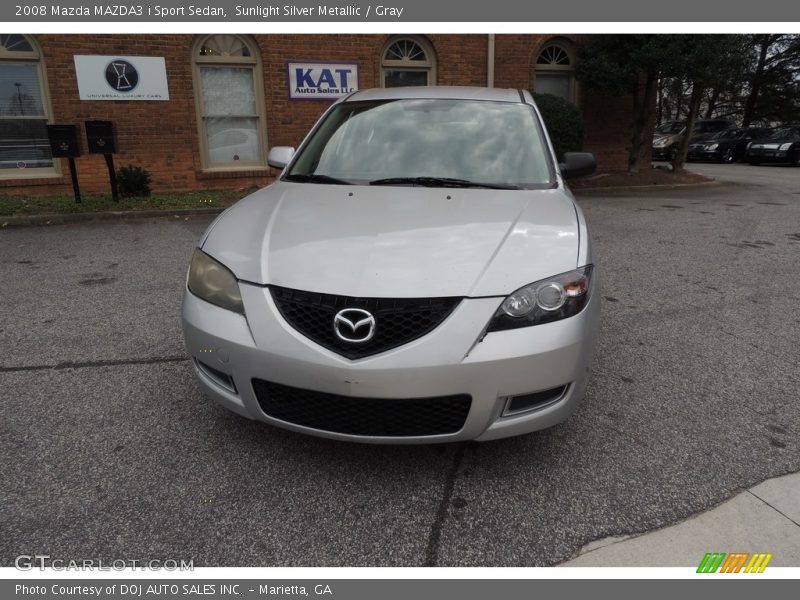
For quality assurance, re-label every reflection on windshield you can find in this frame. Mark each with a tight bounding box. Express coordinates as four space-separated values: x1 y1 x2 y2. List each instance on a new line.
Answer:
286 99 553 188
711 128 740 140
655 122 684 134
770 128 800 140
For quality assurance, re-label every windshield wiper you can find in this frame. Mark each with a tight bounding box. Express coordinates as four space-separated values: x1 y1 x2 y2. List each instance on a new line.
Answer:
283 173 353 185
369 176 520 190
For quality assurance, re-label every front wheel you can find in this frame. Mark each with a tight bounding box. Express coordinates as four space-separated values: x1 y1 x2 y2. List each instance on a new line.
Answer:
667 146 678 161
722 149 736 163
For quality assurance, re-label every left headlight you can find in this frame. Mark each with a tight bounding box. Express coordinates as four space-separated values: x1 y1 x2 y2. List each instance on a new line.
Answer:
706 143 719 150
779 142 793 151
486 266 593 332
187 248 245 315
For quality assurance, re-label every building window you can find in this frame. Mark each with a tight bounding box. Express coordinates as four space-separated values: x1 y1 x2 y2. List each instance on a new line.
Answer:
534 41 576 102
381 36 436 88
0 34 56 179
193 34 266 170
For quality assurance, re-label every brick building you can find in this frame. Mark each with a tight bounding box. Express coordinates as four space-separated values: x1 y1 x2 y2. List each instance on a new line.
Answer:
0 34 646 196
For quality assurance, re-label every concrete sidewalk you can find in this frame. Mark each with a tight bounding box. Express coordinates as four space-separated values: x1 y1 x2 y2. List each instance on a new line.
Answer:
562 471 800 567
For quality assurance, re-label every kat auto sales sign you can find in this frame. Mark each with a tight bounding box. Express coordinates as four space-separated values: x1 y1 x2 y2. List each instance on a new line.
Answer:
288 62 358 99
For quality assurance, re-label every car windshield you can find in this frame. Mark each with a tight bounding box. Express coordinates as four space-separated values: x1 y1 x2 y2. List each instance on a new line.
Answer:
285 99 554 188
695 121 730 134
712 128 742 140
655 122 685 134
769 127 800 140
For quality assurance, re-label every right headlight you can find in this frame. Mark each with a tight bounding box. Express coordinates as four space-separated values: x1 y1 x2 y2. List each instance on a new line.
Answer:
187 248 245 315
486 266 593 332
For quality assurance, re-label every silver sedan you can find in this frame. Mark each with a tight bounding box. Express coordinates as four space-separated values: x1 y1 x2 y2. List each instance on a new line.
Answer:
181 86 600 443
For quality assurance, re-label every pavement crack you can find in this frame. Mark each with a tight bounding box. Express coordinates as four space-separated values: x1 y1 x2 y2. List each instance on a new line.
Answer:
424 443 468 567
747 490 800 529
0 355 189 373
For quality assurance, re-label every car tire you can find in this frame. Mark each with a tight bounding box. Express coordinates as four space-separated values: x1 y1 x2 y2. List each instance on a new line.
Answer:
667 147 678 161
722 149 735 163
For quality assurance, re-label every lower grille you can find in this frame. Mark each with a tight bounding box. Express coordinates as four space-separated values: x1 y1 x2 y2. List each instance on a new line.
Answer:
252 379 471 437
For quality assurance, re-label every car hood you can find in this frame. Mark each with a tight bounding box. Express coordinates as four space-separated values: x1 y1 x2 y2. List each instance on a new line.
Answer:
201 182 580 298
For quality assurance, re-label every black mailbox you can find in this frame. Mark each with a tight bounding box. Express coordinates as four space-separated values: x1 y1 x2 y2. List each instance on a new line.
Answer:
46 124 81 158
85 120 116 154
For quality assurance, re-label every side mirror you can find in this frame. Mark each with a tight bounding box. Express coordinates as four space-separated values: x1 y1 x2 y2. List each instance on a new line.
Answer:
559 152 597 179
267 146 295 169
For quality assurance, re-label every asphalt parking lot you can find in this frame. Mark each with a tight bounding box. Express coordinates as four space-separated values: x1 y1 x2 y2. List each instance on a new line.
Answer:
1 163 799 567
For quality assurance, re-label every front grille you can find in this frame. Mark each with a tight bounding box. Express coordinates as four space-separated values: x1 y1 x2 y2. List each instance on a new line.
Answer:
252 379 471 437
269 286 462 359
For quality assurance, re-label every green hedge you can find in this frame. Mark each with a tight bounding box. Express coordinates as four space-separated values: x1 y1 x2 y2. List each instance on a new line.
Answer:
532 93 585 160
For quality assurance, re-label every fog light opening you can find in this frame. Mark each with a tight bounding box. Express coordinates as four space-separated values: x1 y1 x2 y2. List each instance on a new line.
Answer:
195 359 238 394
503 384 569 416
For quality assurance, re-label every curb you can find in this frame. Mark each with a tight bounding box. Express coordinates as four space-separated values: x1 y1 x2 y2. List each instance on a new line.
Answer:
573 179 722 194
0 206 227 229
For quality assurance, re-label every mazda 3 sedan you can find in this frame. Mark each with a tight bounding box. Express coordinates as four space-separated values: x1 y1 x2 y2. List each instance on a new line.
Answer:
181 86 600 443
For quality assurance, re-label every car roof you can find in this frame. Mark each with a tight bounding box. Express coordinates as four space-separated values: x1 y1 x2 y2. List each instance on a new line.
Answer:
343 86 524 103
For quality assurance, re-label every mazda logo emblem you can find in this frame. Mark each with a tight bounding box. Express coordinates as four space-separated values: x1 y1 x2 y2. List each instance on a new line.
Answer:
333 308 376 343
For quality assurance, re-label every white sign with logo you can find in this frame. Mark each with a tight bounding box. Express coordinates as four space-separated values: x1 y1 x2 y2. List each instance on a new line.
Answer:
288 62 358 100
74 55 169 101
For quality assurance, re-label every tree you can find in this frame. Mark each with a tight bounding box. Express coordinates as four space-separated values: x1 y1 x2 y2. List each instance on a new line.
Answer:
742 34 800 127
668 35 751 171
576 35 681 174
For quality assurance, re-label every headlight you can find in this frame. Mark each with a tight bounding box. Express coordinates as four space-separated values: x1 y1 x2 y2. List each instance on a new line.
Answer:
653 137 667 147
706 143 718 150
187 248 245 315
486 266 593 332
746 142 753 149
779 142 793 151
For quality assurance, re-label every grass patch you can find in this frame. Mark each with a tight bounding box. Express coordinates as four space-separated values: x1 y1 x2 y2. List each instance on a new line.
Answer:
0 188 257 217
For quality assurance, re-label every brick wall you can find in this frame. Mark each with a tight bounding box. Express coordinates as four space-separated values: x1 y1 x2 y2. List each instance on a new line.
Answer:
1 34 644 196
494 34 652 171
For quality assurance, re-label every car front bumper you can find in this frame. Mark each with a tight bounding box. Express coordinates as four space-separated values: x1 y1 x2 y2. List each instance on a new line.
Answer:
652 146 672 160
181 282 599 444
746 149 791 162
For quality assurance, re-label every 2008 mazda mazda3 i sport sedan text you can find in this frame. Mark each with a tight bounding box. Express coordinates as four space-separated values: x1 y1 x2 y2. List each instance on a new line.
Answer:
181 86 600 443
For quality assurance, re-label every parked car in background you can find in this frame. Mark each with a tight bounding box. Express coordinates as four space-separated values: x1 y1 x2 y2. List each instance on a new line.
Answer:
691 118 737 139
653 118 736 162
687 127 773 163
745 126 800 165
652 120 686 161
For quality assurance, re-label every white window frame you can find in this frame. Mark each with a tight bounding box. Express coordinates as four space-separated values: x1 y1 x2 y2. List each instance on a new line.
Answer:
191 34 268 172
533 40 577 103
0 34 59 180
380 36 437 88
